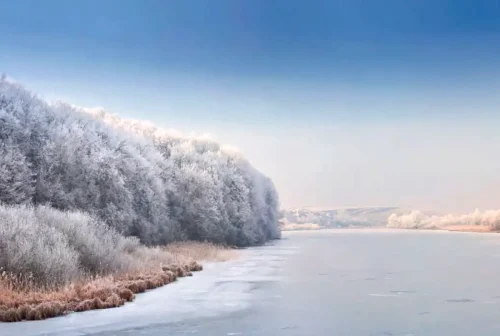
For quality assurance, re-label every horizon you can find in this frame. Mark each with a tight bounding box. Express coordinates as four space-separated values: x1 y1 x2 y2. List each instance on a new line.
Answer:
2 0 500 213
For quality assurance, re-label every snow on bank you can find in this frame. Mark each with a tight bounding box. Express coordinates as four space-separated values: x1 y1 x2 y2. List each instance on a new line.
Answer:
0 242 294 336
387 209 500 230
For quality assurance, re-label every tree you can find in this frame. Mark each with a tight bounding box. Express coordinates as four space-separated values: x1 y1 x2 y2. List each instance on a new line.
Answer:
0 140 35 204
0 78 281 247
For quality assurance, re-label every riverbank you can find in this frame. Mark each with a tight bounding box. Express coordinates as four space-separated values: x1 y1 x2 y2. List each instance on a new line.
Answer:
0 242 235 322
444 225 498 233
387 225 498 234
280 223 321 231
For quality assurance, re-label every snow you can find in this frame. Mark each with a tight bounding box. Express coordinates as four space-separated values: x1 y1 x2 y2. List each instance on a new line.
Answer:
1 243 294 336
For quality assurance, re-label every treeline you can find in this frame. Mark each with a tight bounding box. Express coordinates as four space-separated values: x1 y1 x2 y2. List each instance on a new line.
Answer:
387 209 500 230
0 77 280 247
282 207 399 228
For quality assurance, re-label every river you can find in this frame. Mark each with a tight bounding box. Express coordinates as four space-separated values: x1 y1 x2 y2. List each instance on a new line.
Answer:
4 229 500 336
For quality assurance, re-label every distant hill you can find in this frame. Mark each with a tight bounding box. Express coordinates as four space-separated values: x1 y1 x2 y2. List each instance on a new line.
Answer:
281 207 406 230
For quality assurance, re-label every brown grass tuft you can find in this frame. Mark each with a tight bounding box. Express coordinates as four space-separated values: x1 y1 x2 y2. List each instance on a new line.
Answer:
105 293 125 308
174 265 186 277
25 307 42 321
0 241 234 322
74 300 93 312
188 261 203 272
35 302 65 319
116 287 135 302
1 308 22 322
17 305 31 320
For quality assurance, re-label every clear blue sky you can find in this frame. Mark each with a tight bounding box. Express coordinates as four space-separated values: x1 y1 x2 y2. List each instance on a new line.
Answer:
1 0 500 212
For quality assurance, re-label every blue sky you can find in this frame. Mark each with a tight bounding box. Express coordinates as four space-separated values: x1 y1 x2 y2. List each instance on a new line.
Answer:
1 1 500 212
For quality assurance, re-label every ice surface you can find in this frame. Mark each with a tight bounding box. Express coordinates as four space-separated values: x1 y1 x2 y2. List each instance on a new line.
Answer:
1 243 295 336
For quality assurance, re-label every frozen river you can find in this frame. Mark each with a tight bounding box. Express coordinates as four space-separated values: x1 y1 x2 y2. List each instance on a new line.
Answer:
4 229 500 336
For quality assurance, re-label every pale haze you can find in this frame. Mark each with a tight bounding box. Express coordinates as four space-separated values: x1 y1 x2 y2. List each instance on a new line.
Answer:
2 1 500 214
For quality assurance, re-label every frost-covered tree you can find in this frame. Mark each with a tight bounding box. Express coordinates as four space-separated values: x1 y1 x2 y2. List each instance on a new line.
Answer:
0 140 34 204
0 77 280 246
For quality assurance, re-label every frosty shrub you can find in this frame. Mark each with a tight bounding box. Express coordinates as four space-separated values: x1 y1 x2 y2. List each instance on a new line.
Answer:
0 204 140 286
33 206 138 276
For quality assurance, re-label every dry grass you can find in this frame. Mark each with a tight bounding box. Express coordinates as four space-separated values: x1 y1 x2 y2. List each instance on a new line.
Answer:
164 241 236 262
0 242 234 322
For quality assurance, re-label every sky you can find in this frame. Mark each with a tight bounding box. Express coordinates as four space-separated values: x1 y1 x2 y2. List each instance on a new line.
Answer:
1 0 500 213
